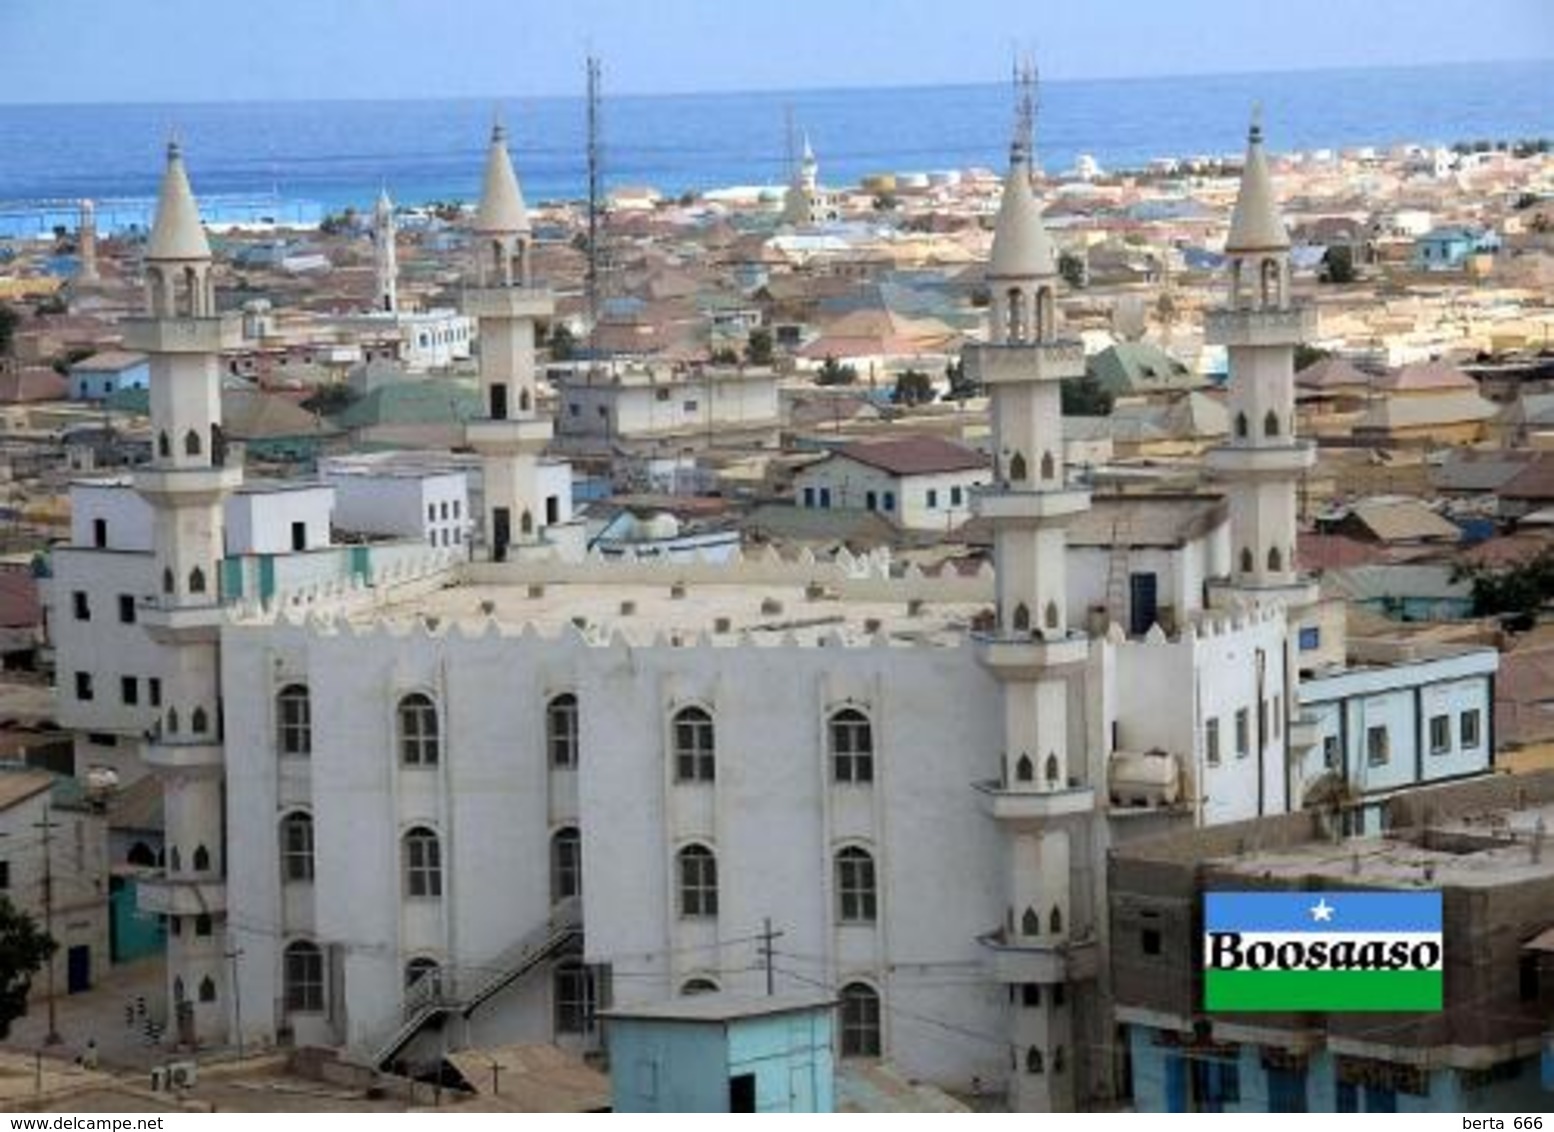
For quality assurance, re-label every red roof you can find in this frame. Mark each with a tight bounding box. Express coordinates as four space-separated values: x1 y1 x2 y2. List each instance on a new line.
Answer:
1297 533 1388 571
833 435 989 477
1500 455 1554 502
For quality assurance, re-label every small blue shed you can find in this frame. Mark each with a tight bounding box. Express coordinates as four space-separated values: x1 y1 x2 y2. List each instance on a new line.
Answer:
602 992 837 1113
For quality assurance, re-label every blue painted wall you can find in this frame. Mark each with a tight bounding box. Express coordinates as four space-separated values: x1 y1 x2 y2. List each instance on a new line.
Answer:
607 1007 834 1113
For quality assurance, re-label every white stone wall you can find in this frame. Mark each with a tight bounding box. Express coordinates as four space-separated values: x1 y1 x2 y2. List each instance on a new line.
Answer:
559 372 780 441
225 486 335 555
325 470 469 548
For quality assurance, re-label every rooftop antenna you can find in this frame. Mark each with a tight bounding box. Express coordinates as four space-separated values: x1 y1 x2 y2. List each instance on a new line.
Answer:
585 54 606 367
1012 54 1038 167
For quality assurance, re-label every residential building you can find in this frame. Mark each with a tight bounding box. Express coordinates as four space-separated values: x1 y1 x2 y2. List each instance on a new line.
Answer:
68 351 148 402
792 436 990 532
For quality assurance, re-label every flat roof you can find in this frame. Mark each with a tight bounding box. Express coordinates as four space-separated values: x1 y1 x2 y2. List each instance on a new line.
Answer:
601 992 835 1023
1211 801 1554 889
351 578 987 647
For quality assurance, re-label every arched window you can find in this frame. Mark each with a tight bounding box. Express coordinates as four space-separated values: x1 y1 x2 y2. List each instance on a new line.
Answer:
553 960 596 1035
520 509 534 535
1045 753 1061 785
1008 452 1028 482
195 913 212 937
404 957 439 990
1240 548 1254 574
1012 603 1031 633
167 707 179 734
199 976 217 1003
1022 907 1041 936
839 983 882 1057
184 429 202 457
1268 545 1283 572
1053 1046 1067 1074
283 941 324 1012
835 846 878 924
162 568 174 595
281 811 314 883
1005 287 1024 342
681 978 719 996
127 842 155 868
1016 754 1035 783
398 693 439 766
1264 409 1279 437
158 432 170 458
1040 450 1055 480
672 706 715 782
403 827 442 898
677 844 718 917
277 684 311 756
550 826 581 903
1027 1047 1045 1074
1044 601 1060 631
172 976 186 1003
191 706 208 735
1260 258 1280 307
1050 906 1064 934
1235 412 1248 439
189 567 206 594
1036 285 1055 340
546 693 579 769
192 845 210 872
830 708 873 784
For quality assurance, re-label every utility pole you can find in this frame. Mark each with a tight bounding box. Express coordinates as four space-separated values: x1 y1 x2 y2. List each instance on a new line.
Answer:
34 807 61 1045
225 946 244 1059
756 918 785 996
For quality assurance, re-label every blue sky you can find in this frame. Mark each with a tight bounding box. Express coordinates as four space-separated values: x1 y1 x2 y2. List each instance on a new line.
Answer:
1 0 1549 103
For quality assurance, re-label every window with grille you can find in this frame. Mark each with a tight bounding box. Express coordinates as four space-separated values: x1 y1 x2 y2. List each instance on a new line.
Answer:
281 811 314 883
277 684 311 756
836 847 878 923
839 982 882 1057
677 844 718 917
404 827 442 897
399 694 440 766
830 709 874 783
547 693 579 768
283 941 324 1012
672 706 715 782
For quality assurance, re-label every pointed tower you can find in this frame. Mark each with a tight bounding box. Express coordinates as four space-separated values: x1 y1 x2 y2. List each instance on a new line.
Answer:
373 187 398 314
962 83 1095 1114
122 140 241 1045
1205 112 1318 613
77 199 99 284
799 132 818 196
463 122 556 560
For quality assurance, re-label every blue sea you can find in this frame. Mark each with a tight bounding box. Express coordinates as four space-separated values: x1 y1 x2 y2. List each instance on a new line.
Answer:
1 60 1550 238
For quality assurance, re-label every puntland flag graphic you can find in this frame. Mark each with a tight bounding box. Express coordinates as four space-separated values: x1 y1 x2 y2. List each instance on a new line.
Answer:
1204 891 1443 1012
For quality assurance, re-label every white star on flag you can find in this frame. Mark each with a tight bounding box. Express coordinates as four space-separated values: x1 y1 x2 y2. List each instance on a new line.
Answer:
1310 898 1335 923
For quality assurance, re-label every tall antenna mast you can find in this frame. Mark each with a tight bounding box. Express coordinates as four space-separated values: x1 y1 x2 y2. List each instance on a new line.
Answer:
1012 54 1038 166
585 54 605 364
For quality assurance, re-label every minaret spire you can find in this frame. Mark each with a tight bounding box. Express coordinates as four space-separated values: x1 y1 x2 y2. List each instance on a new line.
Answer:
123 138 241 1048
373 184 398 314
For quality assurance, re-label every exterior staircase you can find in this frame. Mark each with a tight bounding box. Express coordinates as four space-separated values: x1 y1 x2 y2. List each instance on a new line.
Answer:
362 896 583 1069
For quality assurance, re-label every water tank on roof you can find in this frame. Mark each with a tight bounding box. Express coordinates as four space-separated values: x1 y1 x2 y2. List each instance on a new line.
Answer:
1109 749 1181 808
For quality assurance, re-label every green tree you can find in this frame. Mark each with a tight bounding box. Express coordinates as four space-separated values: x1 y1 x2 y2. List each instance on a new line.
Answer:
0 898 55 1040
891 369 934 407
943 357 981 401
815 356 858 386
300 383 361 417
744 327 774 366
872 192 899 212
1294 344 1333 371
0 303 18 357
547 323 576 362
1058 251 1086 289
710 346 740 364
1452 547 1554 622
1061 372 1113 416
1321 245 1356 284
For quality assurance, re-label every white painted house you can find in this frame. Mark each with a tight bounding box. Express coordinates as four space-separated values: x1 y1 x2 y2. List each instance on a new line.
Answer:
793 435 990 532
553 362 782 453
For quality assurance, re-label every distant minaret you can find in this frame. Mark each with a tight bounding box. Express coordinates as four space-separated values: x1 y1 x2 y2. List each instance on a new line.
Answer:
799 132 818 196
122 140 240 1046
77 199 99 283
463 122 555 561
963 71 1092 1114
373 187 398 314
782 130 819 226
1206 110 1318 614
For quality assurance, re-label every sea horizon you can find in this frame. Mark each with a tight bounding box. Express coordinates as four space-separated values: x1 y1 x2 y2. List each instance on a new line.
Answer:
1 57 1550 238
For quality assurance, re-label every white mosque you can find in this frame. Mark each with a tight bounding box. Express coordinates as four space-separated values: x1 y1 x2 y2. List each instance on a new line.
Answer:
47 109 1497 1110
